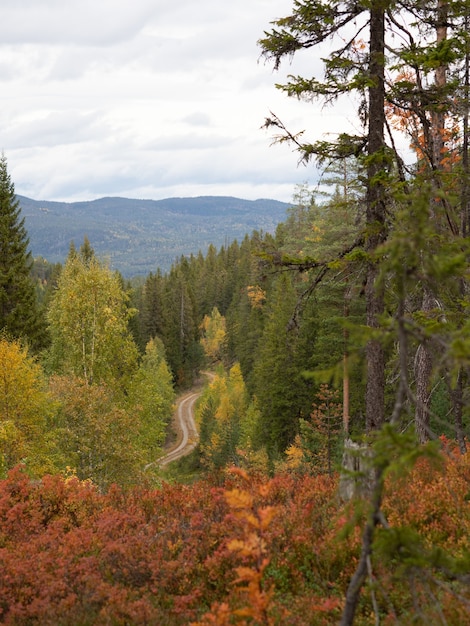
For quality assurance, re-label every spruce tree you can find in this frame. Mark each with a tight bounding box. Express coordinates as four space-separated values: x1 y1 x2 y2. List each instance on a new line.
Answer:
0 154 42 348
252 272 316 456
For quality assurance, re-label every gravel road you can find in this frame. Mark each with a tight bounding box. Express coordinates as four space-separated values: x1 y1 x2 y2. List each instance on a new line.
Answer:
157 390 201 467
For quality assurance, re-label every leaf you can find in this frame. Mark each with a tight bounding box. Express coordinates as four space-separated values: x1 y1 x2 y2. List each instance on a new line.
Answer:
258 506 277 530
224 488 253 510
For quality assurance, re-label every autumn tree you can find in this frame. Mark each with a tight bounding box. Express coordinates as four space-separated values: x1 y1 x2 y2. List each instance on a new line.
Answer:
197 364 250 470
200 306 228 364
0 154 44 349
47 240 138 389
126 337 175 464
0 337 56 477
49 375 144 490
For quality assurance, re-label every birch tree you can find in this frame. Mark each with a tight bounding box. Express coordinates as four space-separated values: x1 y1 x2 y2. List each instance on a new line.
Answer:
47 241 138 388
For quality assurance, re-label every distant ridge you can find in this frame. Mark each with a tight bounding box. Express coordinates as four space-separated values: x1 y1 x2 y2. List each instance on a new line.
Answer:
18 195 291 277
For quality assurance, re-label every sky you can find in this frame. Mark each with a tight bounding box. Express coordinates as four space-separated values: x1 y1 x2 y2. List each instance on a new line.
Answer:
1 0 359 204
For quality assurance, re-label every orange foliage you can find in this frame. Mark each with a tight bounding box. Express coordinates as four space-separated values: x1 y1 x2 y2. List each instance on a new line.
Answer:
384 442 470 549
0 449 469 624
386 70 461 174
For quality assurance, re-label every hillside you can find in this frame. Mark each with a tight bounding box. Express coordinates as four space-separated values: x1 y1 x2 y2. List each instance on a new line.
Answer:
18 195 290 276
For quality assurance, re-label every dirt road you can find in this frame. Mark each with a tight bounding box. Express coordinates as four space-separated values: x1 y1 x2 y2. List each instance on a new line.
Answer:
157 390 201 467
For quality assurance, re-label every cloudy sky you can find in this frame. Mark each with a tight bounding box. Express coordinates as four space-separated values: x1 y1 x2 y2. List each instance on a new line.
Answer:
1 0 358 203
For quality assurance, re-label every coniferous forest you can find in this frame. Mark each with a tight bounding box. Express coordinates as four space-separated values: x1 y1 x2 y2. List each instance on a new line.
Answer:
2 1 470 624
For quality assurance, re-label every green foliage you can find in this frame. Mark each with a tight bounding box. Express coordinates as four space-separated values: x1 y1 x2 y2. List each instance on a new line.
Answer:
137 270 164 351
0 154 44 350
126 337 175 463
158 263 202 387
47 241 139 388
287 384 343 475
49 375 145 490
252 273 318 456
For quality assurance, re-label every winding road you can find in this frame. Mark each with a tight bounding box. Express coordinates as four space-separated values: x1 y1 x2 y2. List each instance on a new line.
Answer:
157 390 201 467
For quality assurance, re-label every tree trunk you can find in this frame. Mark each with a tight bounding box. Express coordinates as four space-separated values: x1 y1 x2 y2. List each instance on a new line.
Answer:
365 4 386 433
414 1 448 442
341 3 386 622
340 466 385 626
449 370 468 454
415 289 435 443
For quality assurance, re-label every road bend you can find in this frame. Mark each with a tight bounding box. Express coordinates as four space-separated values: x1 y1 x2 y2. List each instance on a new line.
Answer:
157 391 201 467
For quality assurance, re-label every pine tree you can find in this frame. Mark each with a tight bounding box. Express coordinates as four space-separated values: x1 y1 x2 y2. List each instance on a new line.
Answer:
259 4 470 621
0 154 43 348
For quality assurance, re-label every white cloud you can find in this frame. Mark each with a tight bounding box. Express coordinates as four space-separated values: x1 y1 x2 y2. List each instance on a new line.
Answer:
1 0 358 204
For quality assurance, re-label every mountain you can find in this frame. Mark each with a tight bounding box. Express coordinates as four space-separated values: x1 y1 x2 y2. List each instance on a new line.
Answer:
18 195 291 277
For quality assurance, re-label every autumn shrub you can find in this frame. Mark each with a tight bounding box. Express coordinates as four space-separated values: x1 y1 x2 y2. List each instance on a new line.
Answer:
367 443 470 625
0 450 469 625
384 440 470 548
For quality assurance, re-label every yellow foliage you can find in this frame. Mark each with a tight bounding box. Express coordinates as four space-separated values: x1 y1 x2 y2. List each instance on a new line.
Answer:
246 285 266 309
225 488 253 510
258 506 277 531
285 435 304 470
200 307 227 362
0 338 54 475
227 536 265 557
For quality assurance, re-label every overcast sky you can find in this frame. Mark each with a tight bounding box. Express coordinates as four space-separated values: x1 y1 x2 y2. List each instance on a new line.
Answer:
1 0 359 203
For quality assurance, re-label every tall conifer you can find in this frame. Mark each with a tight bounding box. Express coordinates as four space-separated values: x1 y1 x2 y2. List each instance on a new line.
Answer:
0 154 42 348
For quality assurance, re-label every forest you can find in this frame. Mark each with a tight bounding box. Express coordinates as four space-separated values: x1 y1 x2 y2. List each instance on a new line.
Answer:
19 195 290 276
1 0 470 624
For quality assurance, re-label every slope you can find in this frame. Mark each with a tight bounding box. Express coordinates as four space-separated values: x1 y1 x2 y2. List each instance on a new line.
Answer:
19 195 290 276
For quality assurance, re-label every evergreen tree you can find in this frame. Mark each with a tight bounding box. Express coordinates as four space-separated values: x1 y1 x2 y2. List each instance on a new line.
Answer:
252 273 317 456
260 0 390 433
159 264 202 386
139 271 165 350
259 3 470 621
225 233 270 387
0 154 43 349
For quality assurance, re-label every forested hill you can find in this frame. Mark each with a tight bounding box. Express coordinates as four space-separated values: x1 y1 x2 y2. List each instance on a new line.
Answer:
18 194 290 276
